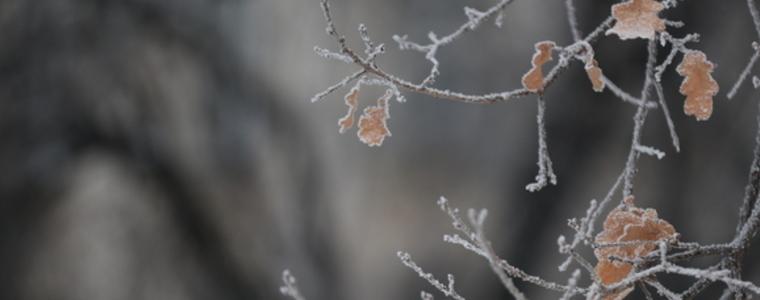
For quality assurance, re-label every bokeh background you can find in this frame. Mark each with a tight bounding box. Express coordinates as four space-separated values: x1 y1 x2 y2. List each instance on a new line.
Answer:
1 0 760 299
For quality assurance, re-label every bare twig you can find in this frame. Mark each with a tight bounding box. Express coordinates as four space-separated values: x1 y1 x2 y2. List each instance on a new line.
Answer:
393 0 513 86
653 77 681 152
397 251 467 300
526 95 558 192
727 43 760 100
301 1 760 299
565 0 582 42
314 0 621 105
622 38 658 198
280 270 306 300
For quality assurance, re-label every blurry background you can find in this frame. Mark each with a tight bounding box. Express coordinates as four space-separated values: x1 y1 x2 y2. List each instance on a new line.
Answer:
1 0 759 299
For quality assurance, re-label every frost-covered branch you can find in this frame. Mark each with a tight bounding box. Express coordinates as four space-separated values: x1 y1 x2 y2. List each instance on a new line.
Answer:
313 0 629 105
397 251 466 300
622 38 658 198
393 0 513 86
293 1 760 299
526 95 558 192
280 270 306 300
437 197 584 296
421 291 435 300
429 194 760 300
727 42 760 100
653 77 681 152
558 171 623 275
310 70 365 103
748 0 760 40
602 75 658 108
436 197 527 299
654 33 700 82
727 0 760 99
635 144 666 160
564 0 581 42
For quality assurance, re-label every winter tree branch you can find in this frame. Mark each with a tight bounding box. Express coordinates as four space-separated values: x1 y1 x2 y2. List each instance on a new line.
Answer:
281 0 760 299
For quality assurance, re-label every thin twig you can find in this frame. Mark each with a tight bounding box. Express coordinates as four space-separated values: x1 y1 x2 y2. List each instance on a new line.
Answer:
565 0 582 42
314 0 619 105
622 38 658 198
280 270 306 300
727 45 760 100
526 95 557 192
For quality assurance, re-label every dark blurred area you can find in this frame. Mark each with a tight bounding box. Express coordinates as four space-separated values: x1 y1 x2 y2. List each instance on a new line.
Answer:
0 0 759 299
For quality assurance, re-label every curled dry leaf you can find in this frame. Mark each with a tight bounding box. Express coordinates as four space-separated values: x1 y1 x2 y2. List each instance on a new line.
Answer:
585 59 605 92
594 196 677 300
521 41 556 92
338 87 360 133
606 0 665 40
677 50 718 121
357 90 392 147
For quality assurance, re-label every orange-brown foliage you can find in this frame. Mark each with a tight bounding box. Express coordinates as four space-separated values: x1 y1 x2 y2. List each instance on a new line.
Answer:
677 50 718 121
521 41 556 92
586 59 605 92
357 90 392 147
607 0 665 40
338 87 360 133
594 196 677 299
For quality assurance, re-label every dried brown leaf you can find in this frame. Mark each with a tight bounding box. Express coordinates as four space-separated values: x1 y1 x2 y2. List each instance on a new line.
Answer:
677 50 718 121
594 196 677 299
338 87 360 133
586 59 605 92
606 0 665 40
521 41 556 92
357 90 392 147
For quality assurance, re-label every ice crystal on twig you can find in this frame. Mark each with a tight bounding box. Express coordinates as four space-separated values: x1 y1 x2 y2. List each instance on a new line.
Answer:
297 1 760 299
397 251 466 300
565 0 582 41
727 42 760 99
654 33 700 82
420 291 434 300
280 270 306 300
634 145 665 160
653 77 681 152
526 95 557 192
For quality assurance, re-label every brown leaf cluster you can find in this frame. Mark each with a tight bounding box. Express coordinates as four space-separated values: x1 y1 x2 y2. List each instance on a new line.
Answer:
337 88 392 146
594 196 677 299
357 90 392 147
521 41 555 92
606 0 665 40
677 50 718 121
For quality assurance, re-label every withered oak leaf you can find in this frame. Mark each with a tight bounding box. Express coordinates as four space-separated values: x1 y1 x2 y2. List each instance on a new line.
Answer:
357 90 392 147
677 50 718 121
606 0 666 40
594 196 677 300
521 41 556 92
